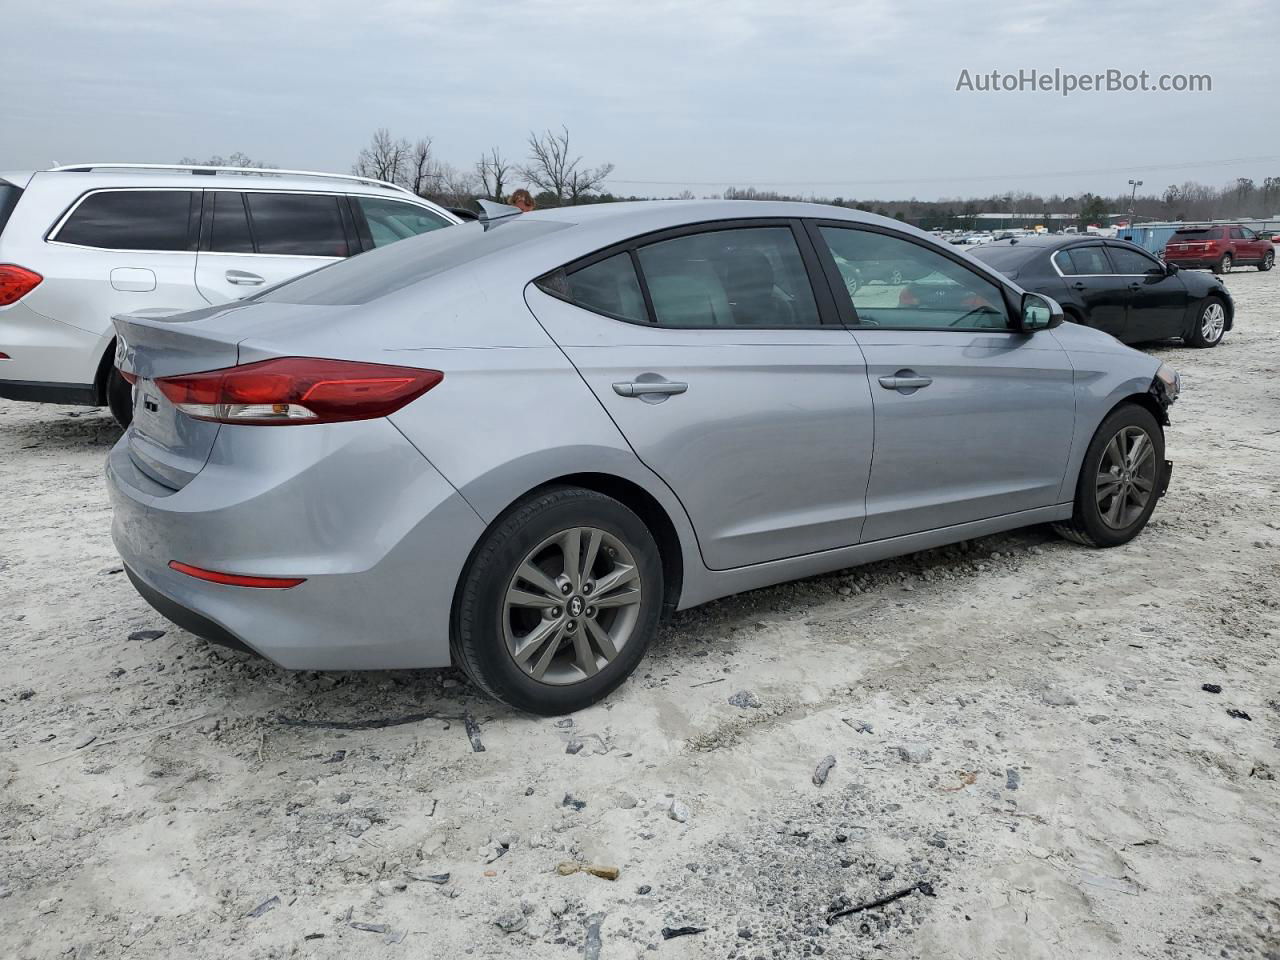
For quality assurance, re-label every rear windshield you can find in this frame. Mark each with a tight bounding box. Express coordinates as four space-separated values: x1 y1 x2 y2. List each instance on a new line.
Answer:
1172 228 1221 239
968 242 1038 270
257 218 572 305
0 182 23 237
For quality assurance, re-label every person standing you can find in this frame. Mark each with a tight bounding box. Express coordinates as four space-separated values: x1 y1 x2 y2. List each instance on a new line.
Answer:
510 189 535 213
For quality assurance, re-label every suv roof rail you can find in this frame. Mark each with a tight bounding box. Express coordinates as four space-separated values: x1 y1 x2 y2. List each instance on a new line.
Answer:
46 163 417 196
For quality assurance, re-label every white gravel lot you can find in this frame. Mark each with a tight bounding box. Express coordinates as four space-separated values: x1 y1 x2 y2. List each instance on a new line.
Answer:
2 269 1279 960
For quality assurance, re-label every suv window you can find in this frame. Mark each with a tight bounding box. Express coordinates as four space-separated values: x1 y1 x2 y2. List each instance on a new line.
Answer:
208 191 254 253
1241 228 1258 240
55 190 195 251
818 226 1008 330
245 192 349 257
636 227 820 327
1058 245 1112 275
0 182 22 238
1107 245 1159 274
1229 227 1245 240
355 197 450 248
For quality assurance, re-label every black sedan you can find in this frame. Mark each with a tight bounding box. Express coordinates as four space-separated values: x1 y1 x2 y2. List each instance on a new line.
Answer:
971 236 1233 347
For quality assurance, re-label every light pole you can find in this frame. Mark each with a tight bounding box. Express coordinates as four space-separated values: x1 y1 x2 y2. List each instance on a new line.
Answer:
1127 179 1143 237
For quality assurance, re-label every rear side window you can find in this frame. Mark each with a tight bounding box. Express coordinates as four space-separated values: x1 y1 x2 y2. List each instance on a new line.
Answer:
562 253 648 323
1059 245 1112 275
0 182 23 237
208 191 254 253
1228 227 1245 240
355 197 451 248
54 190 195 251
245 193 349 257
637 227 821 327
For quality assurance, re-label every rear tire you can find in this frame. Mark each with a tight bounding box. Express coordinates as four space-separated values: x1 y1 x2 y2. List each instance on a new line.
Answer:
1052 403 1163 548
451 486 663 715
1260 251 1274 272
1186 297 1227 348
1217 253 1232 273
106 368 133 427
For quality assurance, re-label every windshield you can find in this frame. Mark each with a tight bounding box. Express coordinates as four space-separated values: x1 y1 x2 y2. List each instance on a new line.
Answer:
258 218 572 306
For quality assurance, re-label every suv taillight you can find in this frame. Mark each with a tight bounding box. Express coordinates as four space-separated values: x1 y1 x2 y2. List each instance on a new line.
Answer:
0 264 42 305
154 357 443 425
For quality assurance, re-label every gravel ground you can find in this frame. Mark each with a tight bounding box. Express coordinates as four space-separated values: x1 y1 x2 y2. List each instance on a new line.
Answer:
3 269 1279 960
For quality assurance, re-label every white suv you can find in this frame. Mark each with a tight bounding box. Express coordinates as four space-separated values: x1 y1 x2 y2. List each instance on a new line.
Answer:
0 164 461 423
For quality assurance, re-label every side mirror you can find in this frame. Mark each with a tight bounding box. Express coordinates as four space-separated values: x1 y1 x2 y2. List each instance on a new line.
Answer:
1020 292 1063 332
1165 261 1179 275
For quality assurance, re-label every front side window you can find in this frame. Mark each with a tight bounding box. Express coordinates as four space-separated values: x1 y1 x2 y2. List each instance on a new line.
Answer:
245 193 349 257
1058 245 1112 275
636 227 821 328
1107 246 1158 274
356 197 451 248
819 226 1008 330
55 190 194 251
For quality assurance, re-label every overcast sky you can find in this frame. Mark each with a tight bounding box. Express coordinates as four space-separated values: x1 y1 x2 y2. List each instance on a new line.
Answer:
5 0 1277 202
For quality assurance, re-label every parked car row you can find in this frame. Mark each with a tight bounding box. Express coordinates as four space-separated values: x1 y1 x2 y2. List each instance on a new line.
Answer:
0 164 460 424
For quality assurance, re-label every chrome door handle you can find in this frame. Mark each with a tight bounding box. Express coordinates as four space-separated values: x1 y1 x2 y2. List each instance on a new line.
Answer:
878 374 932 390
613 380 688 398
225 269 265 286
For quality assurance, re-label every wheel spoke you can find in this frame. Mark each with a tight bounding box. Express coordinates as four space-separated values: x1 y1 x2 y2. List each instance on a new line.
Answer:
1126 433 1148 471
506 587 559 609
580 529 603 584
518 561 562 599
1132 474 1154 493
560 528 582 592
1104 434 1124 470
530 622 568 680
512 618 562 666
591 586 642 609
1105 491 1124 526
592 563 638 598
1131 439 1154 471
584 616 619 660
571 630 599 677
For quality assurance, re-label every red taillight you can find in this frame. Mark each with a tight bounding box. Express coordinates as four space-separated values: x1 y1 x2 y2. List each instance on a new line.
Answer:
0 265 42 306
154 357 443 425
169 560 305 589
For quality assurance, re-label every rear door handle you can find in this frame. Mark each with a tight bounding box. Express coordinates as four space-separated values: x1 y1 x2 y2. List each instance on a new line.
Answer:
613 380 688 398
878 374 933 391
225 269 265 286
1071 281 1087 290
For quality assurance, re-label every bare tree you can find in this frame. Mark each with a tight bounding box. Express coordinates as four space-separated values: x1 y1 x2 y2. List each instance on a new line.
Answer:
179 152 272 169
476 147 513 201
353 128 411 184
520 126 614 206
407 138 439 197
429 163 481 209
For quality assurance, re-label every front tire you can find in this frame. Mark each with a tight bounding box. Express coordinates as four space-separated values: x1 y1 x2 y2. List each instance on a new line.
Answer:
106 367 133 427
452 486 663 715
1259 250 1274 272
1053 404 1163 548
1187 297 1227 348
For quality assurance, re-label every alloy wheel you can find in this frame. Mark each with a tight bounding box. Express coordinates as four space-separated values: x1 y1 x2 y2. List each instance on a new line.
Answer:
502 527 642 685
1095 426 1158 530
1220 254 1232 273
1200 302 1226 343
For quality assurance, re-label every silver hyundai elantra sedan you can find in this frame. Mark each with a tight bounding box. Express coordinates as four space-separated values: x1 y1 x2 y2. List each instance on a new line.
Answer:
107 200 1179 714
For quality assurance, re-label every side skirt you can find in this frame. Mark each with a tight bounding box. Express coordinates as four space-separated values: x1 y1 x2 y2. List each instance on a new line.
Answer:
677 503 1074 610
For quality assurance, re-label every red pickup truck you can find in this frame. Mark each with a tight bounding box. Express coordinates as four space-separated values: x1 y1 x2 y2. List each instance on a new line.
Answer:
1163 225 1275 273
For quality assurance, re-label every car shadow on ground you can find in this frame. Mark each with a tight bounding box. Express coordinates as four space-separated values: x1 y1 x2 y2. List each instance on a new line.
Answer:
4 406 121 451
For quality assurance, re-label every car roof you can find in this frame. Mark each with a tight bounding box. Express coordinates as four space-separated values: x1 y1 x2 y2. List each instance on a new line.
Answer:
33 168 416 196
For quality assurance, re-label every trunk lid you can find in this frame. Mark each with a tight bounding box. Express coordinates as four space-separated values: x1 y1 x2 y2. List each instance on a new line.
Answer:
113 300 321 490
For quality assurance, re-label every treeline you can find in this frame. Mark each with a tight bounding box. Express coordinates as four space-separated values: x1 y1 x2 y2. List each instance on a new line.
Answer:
184 136 1280 227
